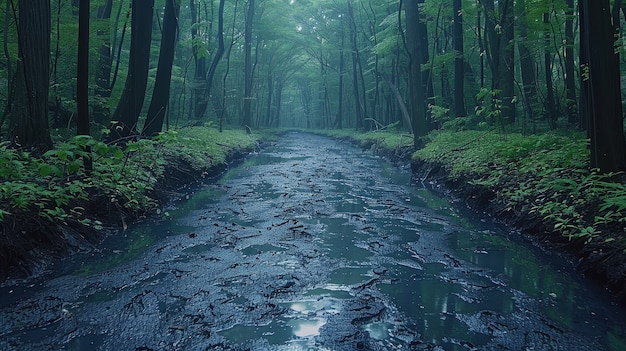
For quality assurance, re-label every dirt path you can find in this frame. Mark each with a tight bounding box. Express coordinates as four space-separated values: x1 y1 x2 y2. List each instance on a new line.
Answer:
0 132 624 350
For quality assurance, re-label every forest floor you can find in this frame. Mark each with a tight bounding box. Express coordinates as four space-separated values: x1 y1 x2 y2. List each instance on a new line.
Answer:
0 127 278 281
322 128 626 304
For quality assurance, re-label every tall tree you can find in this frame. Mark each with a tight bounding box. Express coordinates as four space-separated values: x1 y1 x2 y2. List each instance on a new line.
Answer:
516 0 538 131
108 0 154 142
242 0 256 128
204 0 226 117
405 0 428 148
347 0 363 129
77 0 92 173
9 0 53 151
453 0 466 118
336 20 345 129
564 0 578 126
143 0 181 137
77 0 90 138
93 0 113 123
543 11 556 128
189 0 208 121
480 0 515 125
498 0 515 124
579 0 626 173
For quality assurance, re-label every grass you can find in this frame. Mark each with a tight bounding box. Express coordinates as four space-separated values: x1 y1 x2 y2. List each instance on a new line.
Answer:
413 129 626 247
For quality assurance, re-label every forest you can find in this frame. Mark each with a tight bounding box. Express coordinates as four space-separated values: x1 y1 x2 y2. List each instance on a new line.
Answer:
1 0 626 303
2 0 626 349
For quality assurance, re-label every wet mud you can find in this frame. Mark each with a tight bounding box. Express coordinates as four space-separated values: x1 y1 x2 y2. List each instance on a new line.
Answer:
1 132 625 350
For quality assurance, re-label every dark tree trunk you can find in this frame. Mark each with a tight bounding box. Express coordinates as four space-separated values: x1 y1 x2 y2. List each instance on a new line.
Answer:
580 0 626 173
418 0 434 117
93 0 113 124
265 72 273 127
204 0 226 117
336 24 345 129
242 0 255 127
481 0 498 90
347 1 363 130
77 0 90 137
108 0 154 143
498 0 515 124
274 80 284 128
405 0 428 148
476 5 485 88
453 0 466 117
564 0 578 126
142 0 180 137
9 0 52 151
0 1 12 131
517 0 538 132
543 12 556 128
190 0 208 121
77 0 92 173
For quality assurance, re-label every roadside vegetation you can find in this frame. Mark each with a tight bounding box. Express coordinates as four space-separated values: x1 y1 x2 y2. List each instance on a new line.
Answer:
0 126 265 277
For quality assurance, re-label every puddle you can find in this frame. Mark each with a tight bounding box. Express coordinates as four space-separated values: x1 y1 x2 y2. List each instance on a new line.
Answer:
241 244 287 256
328 266 372 286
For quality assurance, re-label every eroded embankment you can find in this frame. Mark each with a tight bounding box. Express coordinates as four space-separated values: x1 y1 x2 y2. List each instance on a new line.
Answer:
0 128 266 281
410 158 626 304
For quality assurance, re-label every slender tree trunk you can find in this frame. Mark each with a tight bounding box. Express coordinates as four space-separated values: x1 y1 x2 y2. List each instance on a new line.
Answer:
220 0 239 132
543 12 556 128
93 0 113 123
142 0 180 137
77 0 92 173
453 0 466 117
564 0 578 127
109 7 129 95
108 0 154 143
580 0 626 173
242 0 255 128
499 0 515 124
9 0 52 151
190 0 207 120
405 0 428 148
517 0 537 132
274 80 283 127
347 1 363 130
336 24 345 129
418 0 434 117
265 71 273 127
77 0 90 137
1 0 13 130
204 0 225 117
477 5 485 88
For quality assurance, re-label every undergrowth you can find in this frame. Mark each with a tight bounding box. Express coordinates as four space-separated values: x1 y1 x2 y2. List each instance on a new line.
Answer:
413 130 626 247
321 128 414 152
0 127 260 231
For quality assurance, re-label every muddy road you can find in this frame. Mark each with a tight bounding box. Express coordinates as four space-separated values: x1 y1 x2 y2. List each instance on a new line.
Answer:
1 132 625 350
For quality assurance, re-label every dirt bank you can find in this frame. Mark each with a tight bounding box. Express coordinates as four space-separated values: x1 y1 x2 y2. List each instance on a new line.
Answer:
410 158 626 304
0 128 265 282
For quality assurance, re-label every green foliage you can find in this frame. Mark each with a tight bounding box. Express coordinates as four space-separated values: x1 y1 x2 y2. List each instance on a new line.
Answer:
0 127 262 233
320 128 413 153
412 130 626 245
